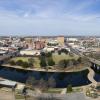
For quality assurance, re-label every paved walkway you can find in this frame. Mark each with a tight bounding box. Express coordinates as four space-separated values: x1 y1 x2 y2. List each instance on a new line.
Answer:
61 67 100 94
87 67 98 86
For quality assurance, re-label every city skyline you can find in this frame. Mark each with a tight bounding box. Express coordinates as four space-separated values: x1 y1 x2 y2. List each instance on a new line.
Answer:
0 0 100 36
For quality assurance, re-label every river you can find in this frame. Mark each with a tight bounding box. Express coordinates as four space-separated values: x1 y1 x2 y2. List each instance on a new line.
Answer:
0 66 93 88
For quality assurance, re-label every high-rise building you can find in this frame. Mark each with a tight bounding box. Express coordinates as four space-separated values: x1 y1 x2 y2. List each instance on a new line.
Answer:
25 38 33 49
57 36 64 45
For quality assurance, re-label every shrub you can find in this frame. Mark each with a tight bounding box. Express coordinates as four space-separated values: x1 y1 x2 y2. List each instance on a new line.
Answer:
77 57 82 63
28 62 33 68
58 50 61 55
28 58 34 64
22 62 29 68
67 84 73 93
61 49 69 54
40 52 46 57
9 60 16 65
46 52 52 57
16 60 23 66
58 59 69 68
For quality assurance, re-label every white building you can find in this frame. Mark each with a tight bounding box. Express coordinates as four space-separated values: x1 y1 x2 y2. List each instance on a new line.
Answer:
67 38 78 42
43 47 55 52
20 49 40 56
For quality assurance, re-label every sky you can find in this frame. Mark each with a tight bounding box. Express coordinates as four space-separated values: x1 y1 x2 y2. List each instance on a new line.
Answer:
0 0 100 36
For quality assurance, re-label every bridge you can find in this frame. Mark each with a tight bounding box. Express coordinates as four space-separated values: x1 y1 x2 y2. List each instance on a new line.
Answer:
69 46 100 87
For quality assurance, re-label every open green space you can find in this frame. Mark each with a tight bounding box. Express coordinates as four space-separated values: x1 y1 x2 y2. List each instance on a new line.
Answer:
52 53 79 64
11 57 41 68
10 52 79 68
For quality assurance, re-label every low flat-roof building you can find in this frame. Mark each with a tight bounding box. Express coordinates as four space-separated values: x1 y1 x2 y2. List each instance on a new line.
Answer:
20 49 40 56
0 78 17 88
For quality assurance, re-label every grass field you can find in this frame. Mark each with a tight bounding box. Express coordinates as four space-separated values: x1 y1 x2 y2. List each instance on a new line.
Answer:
11 53 79 68
52 53 79 64
11 57 30 62
11 57 41 68
33 57 40 68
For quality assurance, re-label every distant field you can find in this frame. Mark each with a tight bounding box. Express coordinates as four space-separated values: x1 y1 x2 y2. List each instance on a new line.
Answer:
10 53 79 68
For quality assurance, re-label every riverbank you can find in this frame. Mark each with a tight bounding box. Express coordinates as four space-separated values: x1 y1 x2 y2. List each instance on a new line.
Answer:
2 64 86 73
0 65 91 88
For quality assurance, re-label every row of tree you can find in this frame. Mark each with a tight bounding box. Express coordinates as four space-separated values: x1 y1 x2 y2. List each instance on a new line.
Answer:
40 52 55 68
9 58 34 68
39 56 83 69
58 48 69 55
57 58 81 69
40 52 53 57
40 57 55 68
47 42 58 46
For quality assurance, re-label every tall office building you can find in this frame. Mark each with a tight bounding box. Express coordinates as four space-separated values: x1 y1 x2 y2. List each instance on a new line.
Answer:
57 36 64 46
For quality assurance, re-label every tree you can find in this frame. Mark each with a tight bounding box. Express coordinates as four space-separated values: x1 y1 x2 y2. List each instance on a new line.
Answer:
81 57 91 67
58 50 61 55
16 60 23 66
68 60 73 67
22 88 27 100
47 58 55 66
69 52 74 57
67 84 73 93
28 62 33 68
28 58 34 64
46 52 52 57
9 60 16 65
40 58 47 68
71 59 78 66
61 49 69 54
77 57 82 64
47 42 58 46
22 62 29 68
48 76 56 88
58 59 69 69
40 52 46 57
28 58 34 68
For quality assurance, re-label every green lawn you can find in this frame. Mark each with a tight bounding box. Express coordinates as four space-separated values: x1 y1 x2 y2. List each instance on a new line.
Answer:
33 57 40 68
11 57 41 68
10 53 79 68
52 53 79 64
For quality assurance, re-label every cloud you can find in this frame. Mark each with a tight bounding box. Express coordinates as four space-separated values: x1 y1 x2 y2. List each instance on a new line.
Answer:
0 0 100 36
